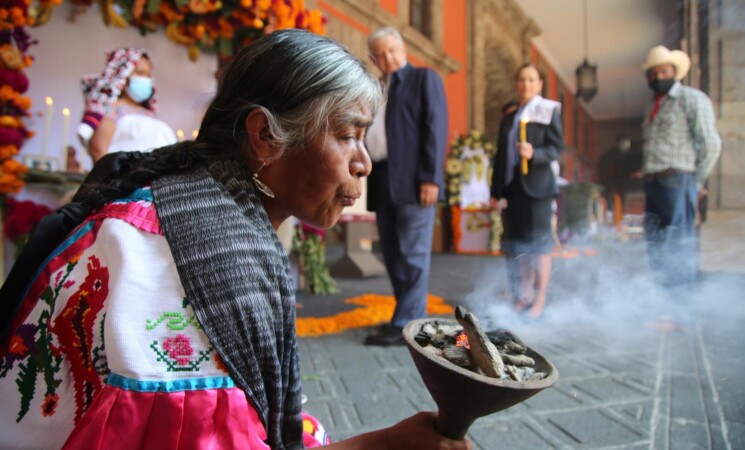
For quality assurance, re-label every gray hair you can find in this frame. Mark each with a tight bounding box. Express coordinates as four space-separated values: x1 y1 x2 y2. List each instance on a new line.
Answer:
198 29 382 161
367 27 404 50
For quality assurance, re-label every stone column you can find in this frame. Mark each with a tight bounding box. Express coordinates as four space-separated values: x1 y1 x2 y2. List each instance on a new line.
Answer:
708 0 745 209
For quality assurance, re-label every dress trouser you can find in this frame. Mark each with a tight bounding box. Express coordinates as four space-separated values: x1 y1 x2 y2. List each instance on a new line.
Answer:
643 171 698 301
373 164 436 329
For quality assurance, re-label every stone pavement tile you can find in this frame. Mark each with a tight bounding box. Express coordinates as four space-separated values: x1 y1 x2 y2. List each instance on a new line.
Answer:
468 419 557 450
725 421 745 449
298 345 336 374
666 334 698 374
328 350 388 372
593 330 662 353
335 369 402 396
521 383 583 411
652 416 670 450
623 368 660 392
714 383 745 424
466 402 532 428
366 347 413 369
701 389 726 442
608 400 655 433
709 425 731 450
590 351 658 375
669 419 710 449
300 374 333 398
544 409 647 448
531 336 608 357
392 370 437 407
570 376 651 404
670 374 707 423
302 399 351 434
351 393 419 427
547 357 603 379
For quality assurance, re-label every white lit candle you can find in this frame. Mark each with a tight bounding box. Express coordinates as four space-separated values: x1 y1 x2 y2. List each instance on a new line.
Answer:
41 96 54 159
176 129 184 142
61 107 70 171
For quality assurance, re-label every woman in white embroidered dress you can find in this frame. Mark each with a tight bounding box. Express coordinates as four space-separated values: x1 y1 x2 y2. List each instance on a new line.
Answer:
77 48 177 163
0 31 471 450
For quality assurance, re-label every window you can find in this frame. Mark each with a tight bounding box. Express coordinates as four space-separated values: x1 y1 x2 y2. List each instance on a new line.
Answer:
410 0 432 38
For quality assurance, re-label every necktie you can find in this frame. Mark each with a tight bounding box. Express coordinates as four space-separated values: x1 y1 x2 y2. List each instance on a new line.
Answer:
649 95 664 122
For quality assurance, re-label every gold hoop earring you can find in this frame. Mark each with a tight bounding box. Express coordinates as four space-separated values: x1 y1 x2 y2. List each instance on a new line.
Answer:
253 162 275 198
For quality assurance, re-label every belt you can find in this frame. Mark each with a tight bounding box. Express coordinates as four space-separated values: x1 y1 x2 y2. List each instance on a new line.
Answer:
644 168 694 182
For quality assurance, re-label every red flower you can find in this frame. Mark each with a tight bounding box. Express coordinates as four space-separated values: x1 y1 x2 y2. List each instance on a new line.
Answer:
2 197 52 241
41 394 59 417
0 68 29 93
8 334 27 355
0 126 24 148
299 222 325 239
162 334 194 366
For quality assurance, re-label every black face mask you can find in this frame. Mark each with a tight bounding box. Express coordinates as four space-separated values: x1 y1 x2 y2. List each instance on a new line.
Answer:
648 78 675 95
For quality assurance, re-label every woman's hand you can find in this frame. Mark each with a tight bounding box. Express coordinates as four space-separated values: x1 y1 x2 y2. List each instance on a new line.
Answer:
517 142 534 160
490 197 508 213
325 412 472 450
382 412 473 450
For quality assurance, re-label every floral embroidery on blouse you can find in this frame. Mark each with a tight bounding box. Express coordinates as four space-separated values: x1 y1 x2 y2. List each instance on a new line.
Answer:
147 297 214 372
1 252 109 423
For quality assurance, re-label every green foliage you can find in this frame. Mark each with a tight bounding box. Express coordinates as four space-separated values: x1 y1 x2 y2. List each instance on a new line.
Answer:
292 228 338 295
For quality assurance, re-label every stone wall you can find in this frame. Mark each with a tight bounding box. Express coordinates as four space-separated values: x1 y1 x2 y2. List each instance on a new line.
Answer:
685 0 745 209
709 0 745 209
470 0 538 135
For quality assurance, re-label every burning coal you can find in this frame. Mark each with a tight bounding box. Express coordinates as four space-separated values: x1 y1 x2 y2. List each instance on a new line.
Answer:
414 306 548 382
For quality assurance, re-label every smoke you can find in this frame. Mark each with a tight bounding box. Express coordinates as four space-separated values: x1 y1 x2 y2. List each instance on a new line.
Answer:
463 213 745 342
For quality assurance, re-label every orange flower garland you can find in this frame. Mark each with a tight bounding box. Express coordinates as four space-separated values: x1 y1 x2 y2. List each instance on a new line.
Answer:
0 0 34 196
296 293 454 338
38 0 326 62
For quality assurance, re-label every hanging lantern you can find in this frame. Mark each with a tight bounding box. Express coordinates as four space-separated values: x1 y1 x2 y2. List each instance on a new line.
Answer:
575 59 598 103
575 0 598 103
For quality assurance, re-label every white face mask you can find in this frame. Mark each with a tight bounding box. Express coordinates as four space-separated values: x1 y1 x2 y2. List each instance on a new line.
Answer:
125 76 153 103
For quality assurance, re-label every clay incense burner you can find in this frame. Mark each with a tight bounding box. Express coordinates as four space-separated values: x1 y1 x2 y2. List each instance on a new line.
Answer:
403 317 559 440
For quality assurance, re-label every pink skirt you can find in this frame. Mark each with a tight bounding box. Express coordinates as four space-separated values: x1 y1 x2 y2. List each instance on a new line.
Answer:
63 384 326 449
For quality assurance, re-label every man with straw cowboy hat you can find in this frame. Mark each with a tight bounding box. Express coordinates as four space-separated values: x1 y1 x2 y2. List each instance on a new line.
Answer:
641 45 721 319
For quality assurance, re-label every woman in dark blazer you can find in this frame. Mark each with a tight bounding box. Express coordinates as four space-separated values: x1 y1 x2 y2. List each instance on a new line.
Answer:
490 63 564 319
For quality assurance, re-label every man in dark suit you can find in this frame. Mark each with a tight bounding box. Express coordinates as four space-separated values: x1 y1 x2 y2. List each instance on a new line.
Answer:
364 27 448 346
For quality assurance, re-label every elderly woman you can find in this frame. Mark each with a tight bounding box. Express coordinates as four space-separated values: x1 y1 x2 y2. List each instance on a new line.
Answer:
490 63 563 320
0 31 470 450
78 48 177 163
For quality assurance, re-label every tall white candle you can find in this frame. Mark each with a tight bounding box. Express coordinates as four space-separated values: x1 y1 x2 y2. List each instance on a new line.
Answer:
41 96 54 159
61 107 71 171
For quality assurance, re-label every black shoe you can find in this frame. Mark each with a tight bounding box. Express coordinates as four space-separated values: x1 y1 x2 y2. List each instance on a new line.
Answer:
364 327 405 347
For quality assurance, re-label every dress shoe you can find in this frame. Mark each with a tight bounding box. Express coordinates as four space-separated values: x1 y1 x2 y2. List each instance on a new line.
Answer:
364 327 405 347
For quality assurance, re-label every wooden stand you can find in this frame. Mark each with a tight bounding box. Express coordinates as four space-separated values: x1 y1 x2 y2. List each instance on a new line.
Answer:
330 214 385 278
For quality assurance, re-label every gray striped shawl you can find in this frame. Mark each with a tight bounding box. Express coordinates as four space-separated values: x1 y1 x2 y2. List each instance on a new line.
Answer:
152 159 303 449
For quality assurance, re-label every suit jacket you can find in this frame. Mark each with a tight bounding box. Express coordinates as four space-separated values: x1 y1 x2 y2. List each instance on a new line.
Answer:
490 98 564 200
366 63 448 211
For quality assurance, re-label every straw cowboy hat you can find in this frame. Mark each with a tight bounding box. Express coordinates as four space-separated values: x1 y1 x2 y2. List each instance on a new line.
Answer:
643 45 691 81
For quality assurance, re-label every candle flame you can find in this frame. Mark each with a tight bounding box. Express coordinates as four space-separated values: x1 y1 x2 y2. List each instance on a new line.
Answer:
62 108 71 116
45 97 53 106
192 130 199 139
176 129 185 140
520 117 529 124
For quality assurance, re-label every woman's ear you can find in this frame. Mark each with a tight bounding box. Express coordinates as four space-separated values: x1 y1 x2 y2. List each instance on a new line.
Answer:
245 109 277 162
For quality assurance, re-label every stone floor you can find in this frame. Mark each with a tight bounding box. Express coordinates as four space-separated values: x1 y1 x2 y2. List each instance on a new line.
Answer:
297 210 745 449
